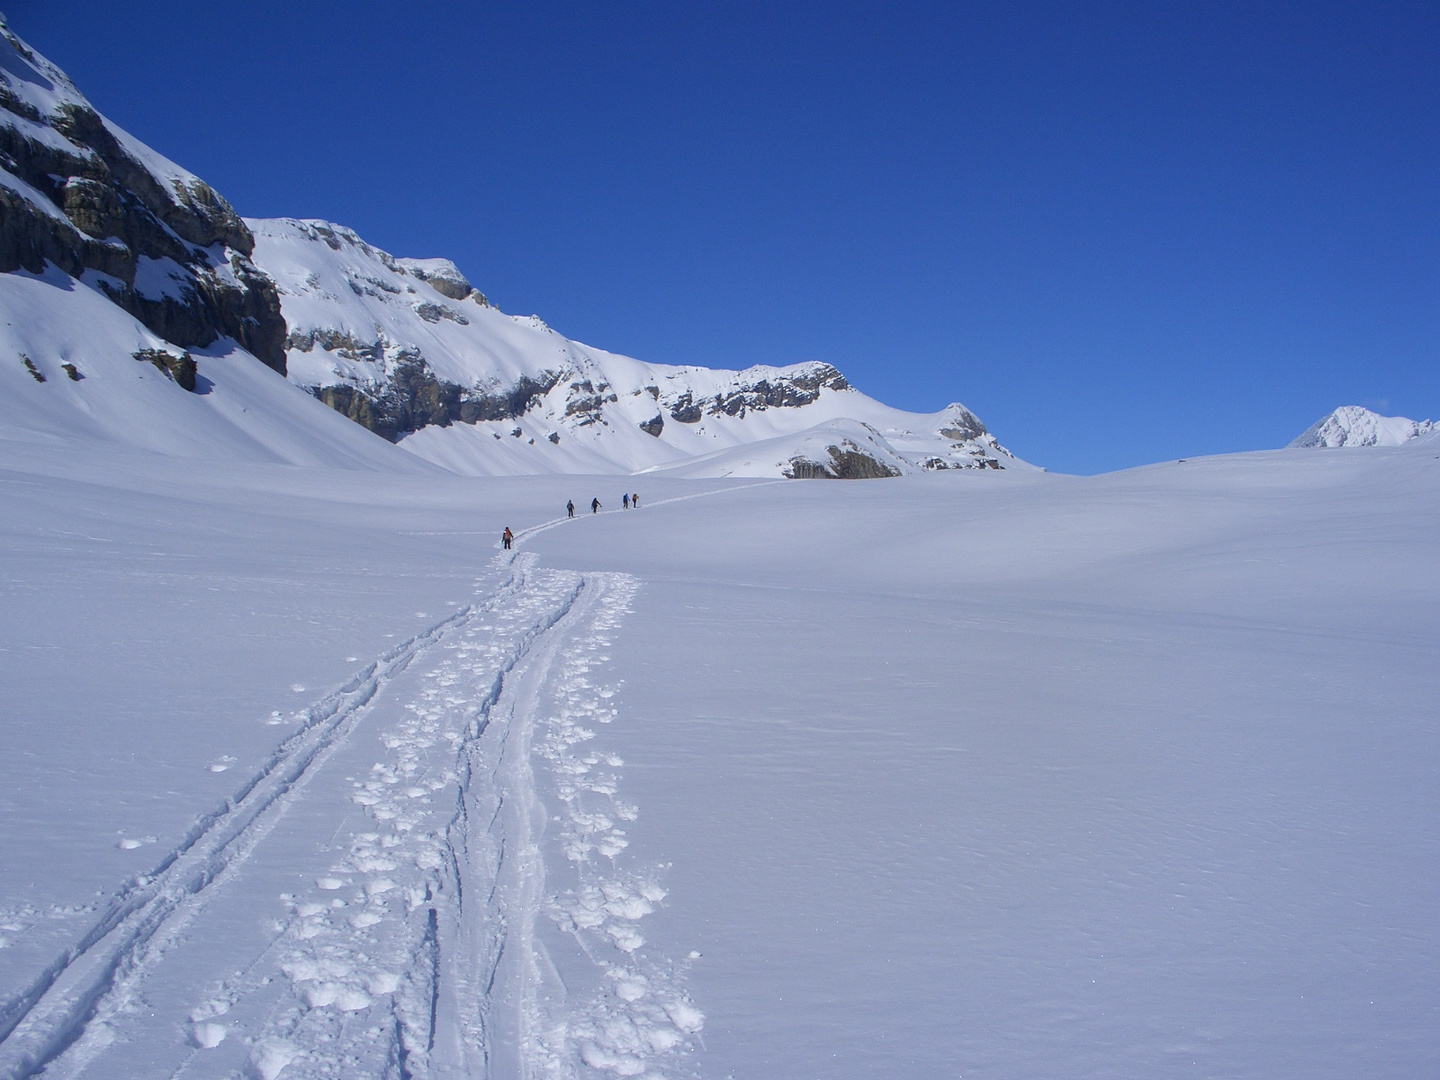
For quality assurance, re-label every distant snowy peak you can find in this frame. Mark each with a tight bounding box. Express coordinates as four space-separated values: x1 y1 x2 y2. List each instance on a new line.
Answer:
1290 406 1436 449
249 216 1028 478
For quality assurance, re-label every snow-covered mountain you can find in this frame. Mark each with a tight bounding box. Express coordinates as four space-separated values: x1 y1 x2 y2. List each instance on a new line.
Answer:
1290 405 1436 449
0 15 1024 480
250 217 1025 478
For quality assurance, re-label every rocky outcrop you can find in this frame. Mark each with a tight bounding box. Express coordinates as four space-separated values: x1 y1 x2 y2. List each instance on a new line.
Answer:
938 406 987 442
133 347 198 392
309 360 561 443
0 19 287 372
785 441 902 480
665 364 850 424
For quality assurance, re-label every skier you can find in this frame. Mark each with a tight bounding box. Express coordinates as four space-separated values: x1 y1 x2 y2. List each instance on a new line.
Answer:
591 497 601 514
632 492 640 509
567 500 575 518
623 493 630 510
502 526 513 550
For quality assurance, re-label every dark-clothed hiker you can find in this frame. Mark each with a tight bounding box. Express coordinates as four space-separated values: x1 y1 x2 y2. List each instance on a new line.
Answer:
623 494 630 510
632 493 640 508
567 500 575 518
591 498 601 514
502 527 513 550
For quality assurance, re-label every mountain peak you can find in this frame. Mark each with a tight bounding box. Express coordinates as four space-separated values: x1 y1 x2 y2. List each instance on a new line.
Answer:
1289 406 1436 449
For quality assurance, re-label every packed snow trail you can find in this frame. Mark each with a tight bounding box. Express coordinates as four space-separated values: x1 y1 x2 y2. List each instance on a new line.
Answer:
0 554 700 1080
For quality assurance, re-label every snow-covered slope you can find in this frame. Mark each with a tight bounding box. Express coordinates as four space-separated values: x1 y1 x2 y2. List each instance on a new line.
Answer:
251 217 1026 478
2 439 1437 1079
1290 405 1436 448
0 263 428 471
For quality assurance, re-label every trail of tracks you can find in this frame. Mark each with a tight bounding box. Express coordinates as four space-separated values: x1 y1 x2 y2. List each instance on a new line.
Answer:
0 553 700 1080
0 572 503 1080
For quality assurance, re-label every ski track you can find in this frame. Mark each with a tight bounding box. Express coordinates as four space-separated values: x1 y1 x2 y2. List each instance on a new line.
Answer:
511 480 783 547
0 552 702 1080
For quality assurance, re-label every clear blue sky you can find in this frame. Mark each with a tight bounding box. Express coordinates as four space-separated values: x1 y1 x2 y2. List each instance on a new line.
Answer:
14 1 1439 473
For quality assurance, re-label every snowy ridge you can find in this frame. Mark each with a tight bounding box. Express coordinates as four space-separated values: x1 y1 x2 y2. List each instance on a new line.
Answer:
1290 405 1436 449
251 217 1026 478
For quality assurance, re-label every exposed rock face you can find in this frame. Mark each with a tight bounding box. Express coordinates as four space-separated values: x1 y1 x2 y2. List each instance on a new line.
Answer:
938 406 987 442
0 19 287 372
785 441 903 480
133 347 198 392
668 365 850 423
307 359 561 443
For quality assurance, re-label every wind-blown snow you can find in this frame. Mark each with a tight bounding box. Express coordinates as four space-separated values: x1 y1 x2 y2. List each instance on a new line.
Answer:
1290 404 1436 448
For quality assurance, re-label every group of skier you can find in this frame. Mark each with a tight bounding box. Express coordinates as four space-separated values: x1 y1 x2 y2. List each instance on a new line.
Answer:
503 491 643 549
565 493 639 517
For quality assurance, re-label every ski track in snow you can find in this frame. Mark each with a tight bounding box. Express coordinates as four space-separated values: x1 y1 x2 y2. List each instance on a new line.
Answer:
510 480 784 548
0 553 701 1080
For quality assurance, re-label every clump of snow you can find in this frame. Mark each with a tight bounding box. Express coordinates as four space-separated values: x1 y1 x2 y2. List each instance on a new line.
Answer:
1290 405 1436 448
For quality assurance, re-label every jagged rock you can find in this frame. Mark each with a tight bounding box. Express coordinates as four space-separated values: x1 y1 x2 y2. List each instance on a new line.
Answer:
134 347 197 392
413 301 468 325
669 393 703 423
285 328 384 362
939 407 987 442
308 363 562 443
639 414 664 437
784 442 902 480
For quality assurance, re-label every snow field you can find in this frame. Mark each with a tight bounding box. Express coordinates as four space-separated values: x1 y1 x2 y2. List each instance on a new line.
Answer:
1 434 1436 1078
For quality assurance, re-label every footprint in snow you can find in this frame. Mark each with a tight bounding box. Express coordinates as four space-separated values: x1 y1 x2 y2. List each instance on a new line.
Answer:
190 1021 226 1048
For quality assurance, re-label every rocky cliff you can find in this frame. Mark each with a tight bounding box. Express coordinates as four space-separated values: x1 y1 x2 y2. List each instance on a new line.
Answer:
0 19 285 373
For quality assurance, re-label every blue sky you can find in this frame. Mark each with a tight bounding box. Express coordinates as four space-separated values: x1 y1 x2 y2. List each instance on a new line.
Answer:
15 1 1438 473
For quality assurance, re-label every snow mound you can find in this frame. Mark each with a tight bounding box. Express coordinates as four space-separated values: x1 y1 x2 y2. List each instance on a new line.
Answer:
1290 406 1436 449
